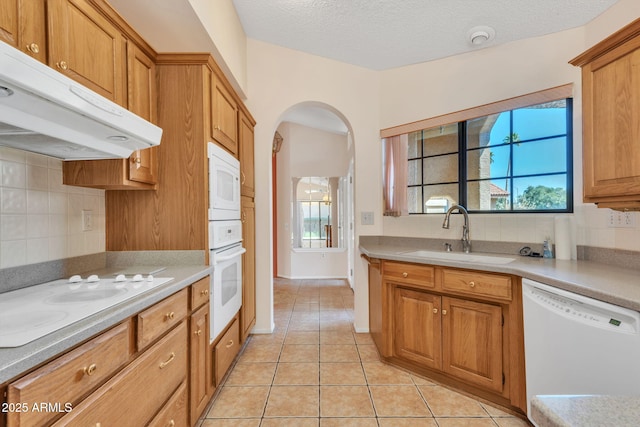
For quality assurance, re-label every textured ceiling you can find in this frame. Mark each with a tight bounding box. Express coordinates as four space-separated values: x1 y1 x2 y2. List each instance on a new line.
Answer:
232 0 620 70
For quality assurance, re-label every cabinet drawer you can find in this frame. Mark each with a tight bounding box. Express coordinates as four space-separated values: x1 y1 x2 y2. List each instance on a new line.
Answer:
7 321 131 427
441 269 512 301
383 261 435 288
190 276 210 310
138 288 189 350
147 381 188 427
53 321 188 427
214 317 240 385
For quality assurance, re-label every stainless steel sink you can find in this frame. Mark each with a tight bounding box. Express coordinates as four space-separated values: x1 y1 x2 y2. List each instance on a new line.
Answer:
401 250 515 264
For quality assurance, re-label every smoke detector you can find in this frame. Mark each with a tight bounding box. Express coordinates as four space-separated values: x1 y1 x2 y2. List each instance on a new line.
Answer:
467 26 496 46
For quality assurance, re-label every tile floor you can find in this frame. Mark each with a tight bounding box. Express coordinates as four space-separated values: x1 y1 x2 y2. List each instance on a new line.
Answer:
200 278 531 426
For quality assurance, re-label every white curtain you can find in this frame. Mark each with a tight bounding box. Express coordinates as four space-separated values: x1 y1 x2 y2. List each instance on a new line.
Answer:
382 134 409 217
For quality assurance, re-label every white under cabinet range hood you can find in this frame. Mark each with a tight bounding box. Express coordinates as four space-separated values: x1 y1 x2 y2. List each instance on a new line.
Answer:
0 41 162 160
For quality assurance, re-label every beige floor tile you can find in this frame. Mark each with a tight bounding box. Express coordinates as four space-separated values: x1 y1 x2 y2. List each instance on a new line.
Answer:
481 402 514 417
419 385 489 417
354 333 374 345
378 418 438 427
273 362 319 385
362 361 414 385
369 385 432 417
238 342 282 363
411 374 437 386
320 344 360 362
264 385 319 417
493 417 532 427
320 330 355 344
435 418 499 427
288 320 320 331
224 362 277 385
285 330 320 345
248 333 285 345
260 418 319 427
320 362 366 385
320 418 378 427
356 345 380 362
291 312 320 322
279 344 320 362
206 386 269 418
320 385 375 417
200 419 261 427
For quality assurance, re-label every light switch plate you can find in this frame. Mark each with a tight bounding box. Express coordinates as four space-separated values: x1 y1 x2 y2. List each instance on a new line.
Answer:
82 210 93 231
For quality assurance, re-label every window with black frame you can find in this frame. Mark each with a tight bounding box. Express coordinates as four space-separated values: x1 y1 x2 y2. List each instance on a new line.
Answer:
407 99 573 214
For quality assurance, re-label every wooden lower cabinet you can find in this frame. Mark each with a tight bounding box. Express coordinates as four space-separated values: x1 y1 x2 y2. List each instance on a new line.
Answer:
52 321 188 426
369 259 526 415
4 278 221 427
241 196 256 342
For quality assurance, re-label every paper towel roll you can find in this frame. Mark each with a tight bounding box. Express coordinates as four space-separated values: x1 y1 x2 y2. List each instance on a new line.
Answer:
554 216 572 260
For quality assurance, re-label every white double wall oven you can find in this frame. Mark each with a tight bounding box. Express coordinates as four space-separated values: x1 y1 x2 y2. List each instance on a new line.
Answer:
208 142 245 342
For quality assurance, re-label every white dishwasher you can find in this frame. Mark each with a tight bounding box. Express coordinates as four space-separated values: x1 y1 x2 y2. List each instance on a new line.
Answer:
522 279 640 424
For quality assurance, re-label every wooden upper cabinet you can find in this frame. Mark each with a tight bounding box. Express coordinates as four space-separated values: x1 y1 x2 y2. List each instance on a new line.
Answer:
0 0 47 62
127 43 157 184
47 0 127 106
571 18 640 210
209 72 239 155
239 110 255 197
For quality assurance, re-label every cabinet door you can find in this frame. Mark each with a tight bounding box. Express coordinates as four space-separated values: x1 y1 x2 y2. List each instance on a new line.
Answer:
210 72 238 155
442 296 503 393
190 304 212 423
0 0 46 62
47 0 126 105
393 286 442 370
241 196 256 341
239 110 255 197
127 43 157 184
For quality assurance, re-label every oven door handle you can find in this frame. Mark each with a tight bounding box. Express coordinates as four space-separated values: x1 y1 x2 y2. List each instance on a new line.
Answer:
212 247 246 264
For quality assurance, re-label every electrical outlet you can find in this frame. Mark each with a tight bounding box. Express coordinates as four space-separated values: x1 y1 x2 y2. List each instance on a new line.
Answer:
361 211 374 225
82 210 93 231
607 210 636 228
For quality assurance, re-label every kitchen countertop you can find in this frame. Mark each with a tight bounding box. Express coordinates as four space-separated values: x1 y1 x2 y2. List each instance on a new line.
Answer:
531 395 640 427
359 238 640 312
0 264 212 384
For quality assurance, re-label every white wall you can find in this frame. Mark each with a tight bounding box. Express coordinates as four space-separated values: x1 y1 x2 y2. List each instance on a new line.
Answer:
0 147 105 268
245 40 381 333
275 122 350 279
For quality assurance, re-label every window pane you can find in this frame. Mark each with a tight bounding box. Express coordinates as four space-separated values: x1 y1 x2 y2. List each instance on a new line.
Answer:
424 184 458 213
424 154 458 183
513 175 567 210
467 113 508 148
408 159 421 185
423 124 458 156
512 138 567 176
467 145 510 180
467 180 510 211
513 100 567 141
407 186 423 214
408 131 421 158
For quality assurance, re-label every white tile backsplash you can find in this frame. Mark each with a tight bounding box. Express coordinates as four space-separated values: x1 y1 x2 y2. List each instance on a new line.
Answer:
0 147 105 268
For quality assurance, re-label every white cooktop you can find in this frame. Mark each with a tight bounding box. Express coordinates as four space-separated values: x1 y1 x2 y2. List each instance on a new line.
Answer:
0 274 173 347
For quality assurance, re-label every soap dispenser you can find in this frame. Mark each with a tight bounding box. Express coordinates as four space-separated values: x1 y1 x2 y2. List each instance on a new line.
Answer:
542 239 553 259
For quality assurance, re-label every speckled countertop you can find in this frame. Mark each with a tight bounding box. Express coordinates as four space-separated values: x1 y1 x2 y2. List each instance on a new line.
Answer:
531 395 640 427
359 236 640 312
0 263 212 384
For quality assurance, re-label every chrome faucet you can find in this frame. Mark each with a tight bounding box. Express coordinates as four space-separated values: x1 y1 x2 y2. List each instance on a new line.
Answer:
442 204 471 253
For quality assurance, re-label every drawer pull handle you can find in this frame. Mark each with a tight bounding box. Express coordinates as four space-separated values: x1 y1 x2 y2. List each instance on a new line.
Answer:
159 352 176 369
225 339 234 348
432 308 438 314
56 60 68 70
168 420 175 427
194 329 202 336
83 363 97 376
165 311 175 321
26 43 40 54
442 309 447 315
469 281 476 288
402 272 408 278
96 423 101 427
200 289 209 296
